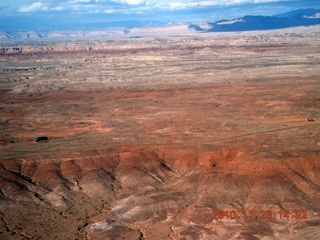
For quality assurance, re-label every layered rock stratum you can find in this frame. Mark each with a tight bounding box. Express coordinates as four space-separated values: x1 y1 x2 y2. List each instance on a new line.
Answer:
0 27 320 239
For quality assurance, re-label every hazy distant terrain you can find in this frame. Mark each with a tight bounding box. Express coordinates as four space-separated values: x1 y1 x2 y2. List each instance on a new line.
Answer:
201 8 320 32
1 9 320 42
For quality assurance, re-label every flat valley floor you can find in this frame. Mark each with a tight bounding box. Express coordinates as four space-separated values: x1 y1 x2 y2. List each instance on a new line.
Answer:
0 28 320 239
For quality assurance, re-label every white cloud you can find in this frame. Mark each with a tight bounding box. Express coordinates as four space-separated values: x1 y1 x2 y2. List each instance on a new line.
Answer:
104 9 116 13
70 0 91 3
15 0 288 15
165 0 282 10
112 0 145 5
52 6 64 11
20 2 48 13
168 1 219 10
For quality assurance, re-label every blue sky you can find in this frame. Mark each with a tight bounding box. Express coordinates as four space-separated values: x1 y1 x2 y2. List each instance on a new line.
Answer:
0 0 320 31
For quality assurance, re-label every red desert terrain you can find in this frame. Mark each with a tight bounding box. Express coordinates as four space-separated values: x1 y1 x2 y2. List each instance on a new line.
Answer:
0 27 320 239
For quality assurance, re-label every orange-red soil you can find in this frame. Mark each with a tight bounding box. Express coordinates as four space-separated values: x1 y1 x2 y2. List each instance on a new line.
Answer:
0 30 320 239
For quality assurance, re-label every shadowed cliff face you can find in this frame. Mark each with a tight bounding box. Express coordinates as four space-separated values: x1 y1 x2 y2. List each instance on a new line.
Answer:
1 31 320 239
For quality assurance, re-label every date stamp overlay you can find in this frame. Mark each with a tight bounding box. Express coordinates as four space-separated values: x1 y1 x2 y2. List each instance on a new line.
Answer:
213 210 308 220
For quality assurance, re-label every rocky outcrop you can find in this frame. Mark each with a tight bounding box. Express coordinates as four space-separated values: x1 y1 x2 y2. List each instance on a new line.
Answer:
0 145 319 239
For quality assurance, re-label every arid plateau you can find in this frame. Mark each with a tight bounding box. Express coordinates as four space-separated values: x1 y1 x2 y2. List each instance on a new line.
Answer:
0 27 320 239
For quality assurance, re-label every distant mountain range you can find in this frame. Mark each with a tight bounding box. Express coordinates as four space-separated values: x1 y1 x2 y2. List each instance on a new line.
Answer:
1 9 320 42
190 8 320 32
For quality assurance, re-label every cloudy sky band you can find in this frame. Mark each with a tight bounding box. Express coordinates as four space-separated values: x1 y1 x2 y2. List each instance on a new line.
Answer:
0 0 304 15
1 0 319 31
